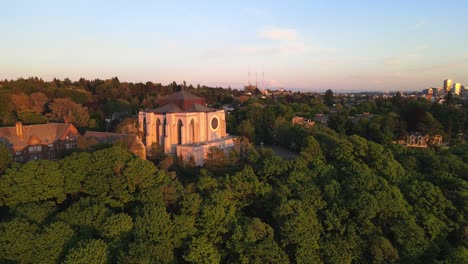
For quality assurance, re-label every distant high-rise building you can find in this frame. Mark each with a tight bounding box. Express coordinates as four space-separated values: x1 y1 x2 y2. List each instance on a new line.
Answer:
436 87 444 95
444 79 453 93
453 83 462 95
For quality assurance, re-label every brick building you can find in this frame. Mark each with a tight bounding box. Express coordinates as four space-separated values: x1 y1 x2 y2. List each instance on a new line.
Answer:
0 122 79 162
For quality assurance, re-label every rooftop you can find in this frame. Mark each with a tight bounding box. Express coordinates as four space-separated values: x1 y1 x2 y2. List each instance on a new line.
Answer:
0 123 78 150
162 90 203 101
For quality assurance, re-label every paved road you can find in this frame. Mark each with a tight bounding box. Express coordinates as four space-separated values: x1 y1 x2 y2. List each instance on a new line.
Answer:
261 145 298 159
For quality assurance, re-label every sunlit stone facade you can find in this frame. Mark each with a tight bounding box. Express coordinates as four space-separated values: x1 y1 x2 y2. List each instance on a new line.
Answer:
138 90 234 165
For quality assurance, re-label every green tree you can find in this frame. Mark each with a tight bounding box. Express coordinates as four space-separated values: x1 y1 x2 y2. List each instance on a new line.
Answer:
238 120 256 143
0 160 65 206
100 213 133 239
183 236 221 264
130 204 175 263
204 146 229 168
275 200 322 263
48 98 90 128
64 239 108 264
10 201 57 224
0 219 37 263
35 221 75 264
226 217 288 264
324 89 334 107
0 142 12 173
17 109 48 124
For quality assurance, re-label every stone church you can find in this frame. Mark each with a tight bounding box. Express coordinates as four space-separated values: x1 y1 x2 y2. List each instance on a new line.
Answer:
138 90 234 165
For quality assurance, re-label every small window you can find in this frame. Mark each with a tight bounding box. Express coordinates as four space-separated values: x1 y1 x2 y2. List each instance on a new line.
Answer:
211 117 219 130
65 143 74 149
29 145 42 152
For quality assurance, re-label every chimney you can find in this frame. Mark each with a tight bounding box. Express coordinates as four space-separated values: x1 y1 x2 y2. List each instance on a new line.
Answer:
15 121 23 139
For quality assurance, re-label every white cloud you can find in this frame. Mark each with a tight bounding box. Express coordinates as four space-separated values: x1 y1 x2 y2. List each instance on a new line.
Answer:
204 27 311 57
265 79 284 88
236 42 308 55
384 57 402 66
258 28 298 42
415 20 426 29
415 44 430 50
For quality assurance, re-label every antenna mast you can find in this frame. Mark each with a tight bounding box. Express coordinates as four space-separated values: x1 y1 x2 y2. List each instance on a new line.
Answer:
256 71 258 87
248 66 251 86
262 65 264 90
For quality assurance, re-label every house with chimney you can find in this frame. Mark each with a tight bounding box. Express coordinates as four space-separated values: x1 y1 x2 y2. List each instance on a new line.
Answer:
0 122 80 162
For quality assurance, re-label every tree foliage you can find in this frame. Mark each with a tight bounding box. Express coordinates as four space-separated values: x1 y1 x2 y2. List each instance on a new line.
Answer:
0 77 466 263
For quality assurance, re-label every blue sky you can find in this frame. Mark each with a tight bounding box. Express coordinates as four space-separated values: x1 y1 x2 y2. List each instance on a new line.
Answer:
1 0 467 91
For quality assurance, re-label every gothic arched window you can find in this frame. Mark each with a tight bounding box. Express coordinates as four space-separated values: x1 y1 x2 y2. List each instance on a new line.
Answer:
156 119 161 144
189 119 195 144
177 120 183 145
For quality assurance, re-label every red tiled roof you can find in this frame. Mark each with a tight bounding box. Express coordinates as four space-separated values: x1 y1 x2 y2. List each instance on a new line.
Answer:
157 90 209 112
0 123 78 150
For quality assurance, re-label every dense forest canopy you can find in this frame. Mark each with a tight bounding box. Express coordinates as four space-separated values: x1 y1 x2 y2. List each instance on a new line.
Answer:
0 77 241 130
0 77 467 263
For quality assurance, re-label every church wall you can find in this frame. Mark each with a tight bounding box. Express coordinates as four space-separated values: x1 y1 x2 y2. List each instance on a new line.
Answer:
140 109 230 157
176 136 235 166
138 111 145 136
206 110 226 141
144 113 155 148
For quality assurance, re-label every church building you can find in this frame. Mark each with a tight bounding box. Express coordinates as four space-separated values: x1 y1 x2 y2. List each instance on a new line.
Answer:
138 90 234 165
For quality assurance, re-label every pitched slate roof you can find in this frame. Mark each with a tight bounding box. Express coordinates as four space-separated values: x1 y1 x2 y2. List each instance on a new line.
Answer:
156 90 213 112
82 131 146 159
149 102 214 113
0 123 78 150
162 90 203 101
149 103 183 113
186 103 214 112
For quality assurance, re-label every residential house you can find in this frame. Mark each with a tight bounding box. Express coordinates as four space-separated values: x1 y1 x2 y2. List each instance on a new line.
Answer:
292 116 315 127
0 122 79 162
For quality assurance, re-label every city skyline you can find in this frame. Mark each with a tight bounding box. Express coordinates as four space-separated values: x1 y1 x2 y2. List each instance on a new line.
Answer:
1 0 467 91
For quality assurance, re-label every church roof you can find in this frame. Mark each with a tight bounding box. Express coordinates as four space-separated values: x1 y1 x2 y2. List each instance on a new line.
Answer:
162 90 203 101
151 90 215 113
149 103 183 113
149 103 214 113
186 103 214 112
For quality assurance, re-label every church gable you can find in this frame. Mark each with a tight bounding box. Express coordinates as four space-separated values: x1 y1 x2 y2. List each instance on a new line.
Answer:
157 90 208 112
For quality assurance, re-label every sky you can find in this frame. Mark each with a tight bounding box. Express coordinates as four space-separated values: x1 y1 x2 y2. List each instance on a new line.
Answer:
0 0 467 92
